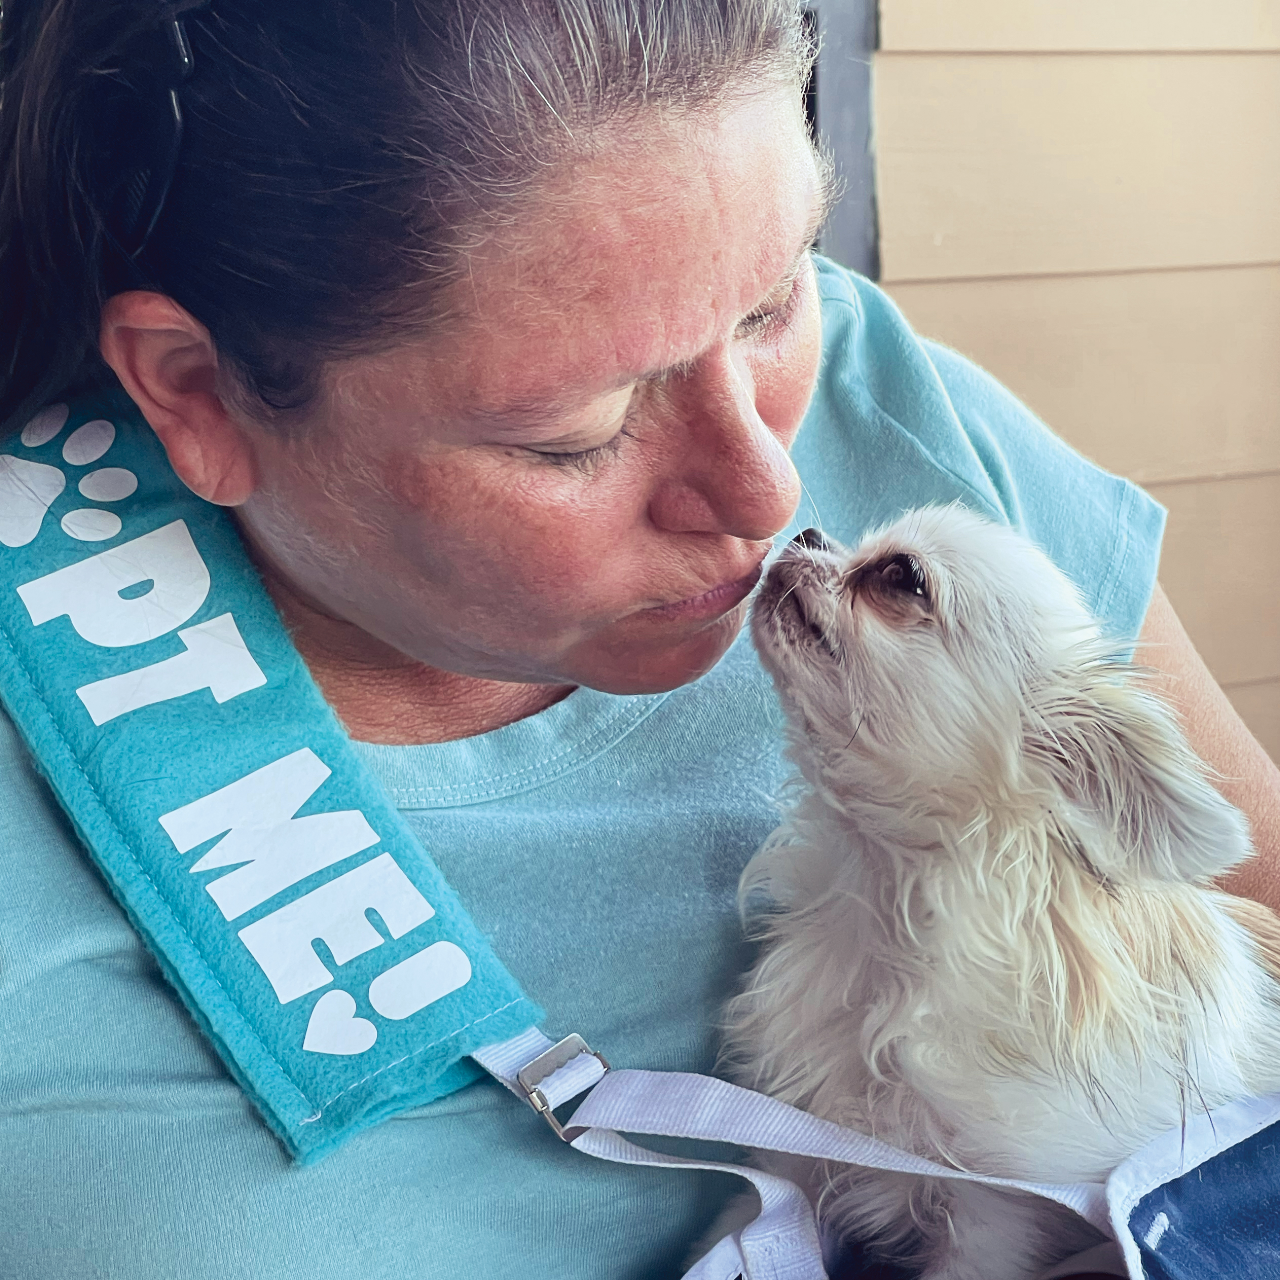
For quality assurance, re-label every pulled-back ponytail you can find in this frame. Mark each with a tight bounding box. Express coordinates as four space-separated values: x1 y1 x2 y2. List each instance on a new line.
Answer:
0 0 194 427
1 0 812 431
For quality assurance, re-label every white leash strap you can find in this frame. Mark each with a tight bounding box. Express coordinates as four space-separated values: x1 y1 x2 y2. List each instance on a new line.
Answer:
473 1028 610 1137
572 1127 825 1280
475 1030 823 1278
474 1031 1112 1280
570 1068 1111 1236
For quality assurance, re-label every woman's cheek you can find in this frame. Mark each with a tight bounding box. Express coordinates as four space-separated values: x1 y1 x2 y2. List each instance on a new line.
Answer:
450 467 646 609
385 448 576 552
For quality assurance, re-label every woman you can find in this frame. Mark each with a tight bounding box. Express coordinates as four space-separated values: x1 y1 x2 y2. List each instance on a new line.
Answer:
2 2 1277 1277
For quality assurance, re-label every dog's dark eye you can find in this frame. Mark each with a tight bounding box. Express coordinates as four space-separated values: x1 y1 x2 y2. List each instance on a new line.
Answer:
875 554 929 599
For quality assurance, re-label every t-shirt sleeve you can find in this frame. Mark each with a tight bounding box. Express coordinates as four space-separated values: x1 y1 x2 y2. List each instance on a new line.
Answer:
800 259 1166 649
920 336 1166 648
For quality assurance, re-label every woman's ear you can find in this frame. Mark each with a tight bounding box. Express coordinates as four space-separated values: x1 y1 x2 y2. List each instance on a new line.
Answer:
99 292 258 506
1027 668 1253 885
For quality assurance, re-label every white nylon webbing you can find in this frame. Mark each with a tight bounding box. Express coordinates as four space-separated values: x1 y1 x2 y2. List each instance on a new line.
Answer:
472 1027 608 1110
472 1031 1113 1280
570 1068 1111 1234
571 1128 825 1280
475 1030 824 1277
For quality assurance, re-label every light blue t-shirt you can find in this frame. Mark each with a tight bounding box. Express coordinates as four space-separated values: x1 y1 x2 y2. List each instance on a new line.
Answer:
0 260 1164 1279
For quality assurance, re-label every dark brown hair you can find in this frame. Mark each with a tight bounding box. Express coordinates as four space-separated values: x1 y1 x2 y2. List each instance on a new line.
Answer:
0 0 812 429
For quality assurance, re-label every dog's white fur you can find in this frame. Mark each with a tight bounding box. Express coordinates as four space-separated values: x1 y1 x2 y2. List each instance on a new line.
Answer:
725 505 1280 1280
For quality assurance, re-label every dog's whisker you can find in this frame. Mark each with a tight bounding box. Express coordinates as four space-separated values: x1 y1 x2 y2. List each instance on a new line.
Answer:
796 477 828 538
775 580 800 608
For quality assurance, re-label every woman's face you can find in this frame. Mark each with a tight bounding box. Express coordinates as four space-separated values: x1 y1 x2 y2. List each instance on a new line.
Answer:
238 85 827 695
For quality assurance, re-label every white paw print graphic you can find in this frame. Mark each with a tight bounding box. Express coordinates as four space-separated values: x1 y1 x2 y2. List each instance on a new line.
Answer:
1 404 138 549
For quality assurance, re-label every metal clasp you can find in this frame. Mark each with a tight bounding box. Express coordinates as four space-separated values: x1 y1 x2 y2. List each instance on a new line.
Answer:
515 1032 610 1141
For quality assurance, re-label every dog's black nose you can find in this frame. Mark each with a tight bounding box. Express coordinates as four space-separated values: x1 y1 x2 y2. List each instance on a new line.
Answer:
791 527 831 553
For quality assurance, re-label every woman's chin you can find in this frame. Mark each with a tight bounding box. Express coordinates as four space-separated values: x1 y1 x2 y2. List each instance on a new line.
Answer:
571 606 748 696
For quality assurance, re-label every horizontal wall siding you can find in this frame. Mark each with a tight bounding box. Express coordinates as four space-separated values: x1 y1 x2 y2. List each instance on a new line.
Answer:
1145 473 1280 688
881 1 1280 53
874 53 1280 282
874 7 1280 757
885 265 1280 485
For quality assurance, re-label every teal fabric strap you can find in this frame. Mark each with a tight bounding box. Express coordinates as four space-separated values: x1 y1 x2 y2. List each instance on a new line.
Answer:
0 397 541 1163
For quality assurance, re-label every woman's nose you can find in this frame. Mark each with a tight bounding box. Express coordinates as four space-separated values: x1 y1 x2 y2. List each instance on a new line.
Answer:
647 350 801 541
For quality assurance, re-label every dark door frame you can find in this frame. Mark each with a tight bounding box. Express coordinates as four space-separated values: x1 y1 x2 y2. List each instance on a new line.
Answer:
809 0 879 278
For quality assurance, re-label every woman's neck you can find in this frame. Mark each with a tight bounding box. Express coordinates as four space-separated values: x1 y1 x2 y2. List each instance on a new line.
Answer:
256 563 574 746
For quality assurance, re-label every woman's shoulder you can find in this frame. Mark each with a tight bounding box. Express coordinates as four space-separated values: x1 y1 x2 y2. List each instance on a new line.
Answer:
0 706 81 882
798 255 1018 546
0 704 144 974
801 255 1165 646
808 254 1040 495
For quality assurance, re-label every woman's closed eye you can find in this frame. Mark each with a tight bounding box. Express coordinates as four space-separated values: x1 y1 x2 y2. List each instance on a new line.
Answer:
735 266 805 341
515 262 809 475
527 421 637 472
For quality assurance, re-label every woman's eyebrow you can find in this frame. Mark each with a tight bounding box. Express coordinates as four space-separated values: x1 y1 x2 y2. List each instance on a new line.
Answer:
474 173 839 426
633 180 837 386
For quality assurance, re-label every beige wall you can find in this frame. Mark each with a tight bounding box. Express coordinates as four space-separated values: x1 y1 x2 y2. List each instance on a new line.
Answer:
873 0 1280 761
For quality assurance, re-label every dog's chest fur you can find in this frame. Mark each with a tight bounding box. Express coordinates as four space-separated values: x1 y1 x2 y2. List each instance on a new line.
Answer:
738 790 1279 1180
724 787 1280 1277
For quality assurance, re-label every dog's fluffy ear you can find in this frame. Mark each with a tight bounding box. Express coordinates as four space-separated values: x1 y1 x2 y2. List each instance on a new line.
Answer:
1027 669 1252 884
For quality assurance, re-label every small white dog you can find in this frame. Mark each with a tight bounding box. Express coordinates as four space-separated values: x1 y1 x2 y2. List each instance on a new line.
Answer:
725 505 1280 1280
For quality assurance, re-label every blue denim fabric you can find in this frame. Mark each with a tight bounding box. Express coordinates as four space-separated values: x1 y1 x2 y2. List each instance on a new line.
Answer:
1132 1118 1280 1279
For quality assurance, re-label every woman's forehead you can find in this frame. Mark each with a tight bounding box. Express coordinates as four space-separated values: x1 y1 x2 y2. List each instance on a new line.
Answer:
374 89 823 427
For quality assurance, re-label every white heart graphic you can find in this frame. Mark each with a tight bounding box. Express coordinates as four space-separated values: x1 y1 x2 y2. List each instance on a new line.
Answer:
303 989 378 1056
0 455 67 548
